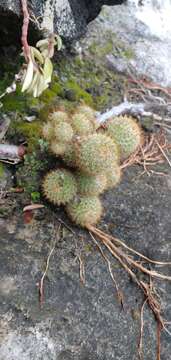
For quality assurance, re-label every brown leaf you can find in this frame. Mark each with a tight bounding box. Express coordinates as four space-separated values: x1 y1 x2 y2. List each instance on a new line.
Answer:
23 204 44 212
23 210 33 224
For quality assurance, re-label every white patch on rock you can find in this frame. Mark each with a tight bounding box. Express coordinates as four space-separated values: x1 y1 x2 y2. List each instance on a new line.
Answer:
0 326 62 360
41 0 55 33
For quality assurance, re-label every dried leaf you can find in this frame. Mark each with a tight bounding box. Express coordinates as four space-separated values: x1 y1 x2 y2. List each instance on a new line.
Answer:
23 210 34 224
23 204 45 212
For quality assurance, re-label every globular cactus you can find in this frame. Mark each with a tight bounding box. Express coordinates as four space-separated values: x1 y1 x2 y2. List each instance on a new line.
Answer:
49 110 69 124
75 133 119 175
50 141 67 156
54 121 73 143
41 105 144 228
76 172 107 196
76 105 96 120
106 115 142 160
105 163 122 189
62 143 77 168
42 169 77 205
66 195 102 227
42 121 54 140
71 113 96 136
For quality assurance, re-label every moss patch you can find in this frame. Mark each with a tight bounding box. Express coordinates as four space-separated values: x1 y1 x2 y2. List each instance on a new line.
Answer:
16 150 49 201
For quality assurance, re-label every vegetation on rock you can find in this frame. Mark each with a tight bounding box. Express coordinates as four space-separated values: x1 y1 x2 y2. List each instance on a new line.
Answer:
76 172 107 196
75 133 119 175
41 105 142 227
66 195 102 228
106 115 142 159
42 169 77 205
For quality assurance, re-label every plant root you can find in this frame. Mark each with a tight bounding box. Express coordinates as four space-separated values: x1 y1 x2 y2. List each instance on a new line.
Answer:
88 225 171 360
121 130 171 174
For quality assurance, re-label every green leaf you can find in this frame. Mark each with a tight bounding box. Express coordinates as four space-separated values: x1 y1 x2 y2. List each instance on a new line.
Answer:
43 58 53 84
31 46 44 64
21 60 34 92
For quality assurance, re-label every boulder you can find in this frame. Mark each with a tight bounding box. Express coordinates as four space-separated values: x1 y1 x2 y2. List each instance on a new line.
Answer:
0 0 125 46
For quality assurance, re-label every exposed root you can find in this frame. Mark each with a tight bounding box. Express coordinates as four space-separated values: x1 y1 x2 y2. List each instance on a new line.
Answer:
38 224 61 307
157 322 162 360
138 299 147 360
127 75 171 102
93 227 171 266
121 130 171 174
74 237 86 285
90 232 124 308
87 225 171 360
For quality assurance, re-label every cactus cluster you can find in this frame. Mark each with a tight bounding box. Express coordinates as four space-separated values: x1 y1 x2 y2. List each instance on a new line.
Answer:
42 106 143 227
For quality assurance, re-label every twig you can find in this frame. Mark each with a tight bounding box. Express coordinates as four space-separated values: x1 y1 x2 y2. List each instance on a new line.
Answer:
95 227 171 266
57 217 86 284
89 226 171 280
74 237 86 285
96 101 145 124
77 251 85 285
96 102 171 126
39 224 61 306
121 131 171 174
155 139 171 168
157 322 161 360
87 226 171 360
21 0 30 61
57 217 76 236
88 226 171 342
89 231 124 307
138 299 147 360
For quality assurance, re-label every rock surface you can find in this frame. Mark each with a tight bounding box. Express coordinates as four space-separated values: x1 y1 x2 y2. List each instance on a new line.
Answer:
78 3 171 86
0 0 124 46
1 2 171 359
0 164 171 360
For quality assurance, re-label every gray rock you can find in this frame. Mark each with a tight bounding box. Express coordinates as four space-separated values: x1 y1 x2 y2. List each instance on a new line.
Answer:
0 165 171 359
78 3 171 86
0 0 125 45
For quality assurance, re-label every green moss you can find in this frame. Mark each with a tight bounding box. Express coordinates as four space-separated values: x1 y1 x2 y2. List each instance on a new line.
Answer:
50 81 65 97
12 120 42 151
64 80 93 106
17 152 48 198
39 88 57 104
89 39 113 57
1 85 28 112
31 191 41 202
121 48 134 60
0 163 4 178
53 54 124 111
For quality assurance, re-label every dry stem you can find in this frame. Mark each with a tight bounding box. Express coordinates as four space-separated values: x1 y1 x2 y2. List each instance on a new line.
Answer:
39 224 61 306
138 299 147 360
21 0 30 61
89 231 124 307
121 131 171 174
88 225 171 360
